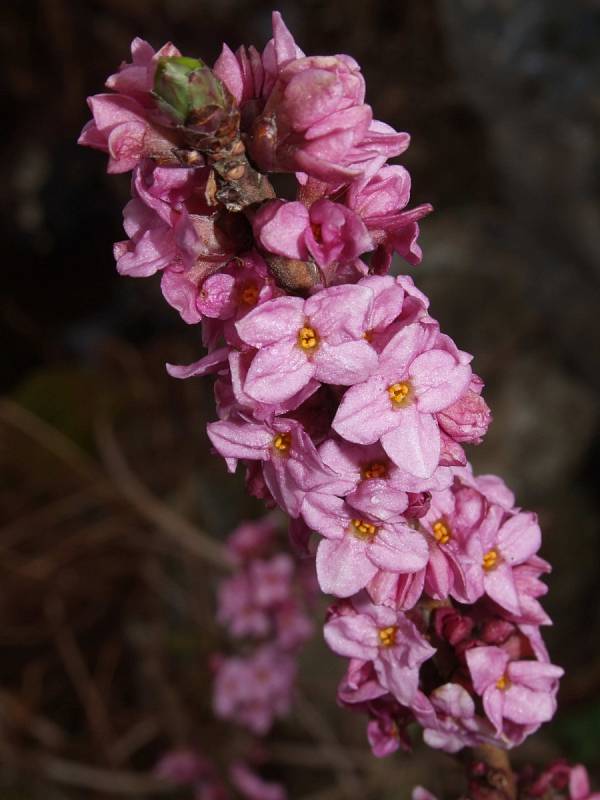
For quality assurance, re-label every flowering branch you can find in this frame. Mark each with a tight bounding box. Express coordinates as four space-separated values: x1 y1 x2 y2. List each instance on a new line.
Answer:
77 10 597 800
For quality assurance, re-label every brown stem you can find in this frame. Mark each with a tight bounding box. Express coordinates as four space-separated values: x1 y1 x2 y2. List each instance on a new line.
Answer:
463 744 517 800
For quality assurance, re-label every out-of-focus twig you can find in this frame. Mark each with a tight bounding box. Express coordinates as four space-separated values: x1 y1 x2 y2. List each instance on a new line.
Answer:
45 596 115 764
295 694 364 800
95 413 233 571
10 751 176 795
0 399 232 570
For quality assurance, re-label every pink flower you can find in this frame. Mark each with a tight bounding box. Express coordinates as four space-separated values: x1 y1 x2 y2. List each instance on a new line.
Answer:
253 198 372 272
415 683 484 753
213 645 296 734
206 416 351 517
274 599 314 650
217 571 270 638
346 158 433 268
154 749 211 784
230 761 287 800
318 437 452 522
465 645 563 735
226 518 279 562
570 766 600 800
105 38 180 102
419 482 490 603
437 375 492 444
235 286 378 404
478 511 542 615
337 658 388 705
303 494 428 597
324 596 435 705
366 697 413 757
249 50 372 182
214 12 303 116
198 252 280 347
248 554 294 608
332 321 473 478
214 43 265 109
78 94 151 173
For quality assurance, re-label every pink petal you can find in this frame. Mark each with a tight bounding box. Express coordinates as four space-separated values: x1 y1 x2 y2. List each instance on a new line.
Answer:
569 766 591 800
410 349 472 413
313 340 378 385
367 528 429 573
498 512 541 565
235 296 304 347
503 685 556 725
206 419 272 461
316 536 378 598
166 347 229 379
304 284 373 343
332 376 398 445
381 406 440 478
244 339 315 404
484 562 521 614
507 661 564 690
379 321 438 378
482 686 505 733
465 646 508 694
301 493 346 539
323 615 379 660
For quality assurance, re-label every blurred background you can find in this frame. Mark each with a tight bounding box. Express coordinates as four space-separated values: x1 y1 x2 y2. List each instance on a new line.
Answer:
1 0 600 797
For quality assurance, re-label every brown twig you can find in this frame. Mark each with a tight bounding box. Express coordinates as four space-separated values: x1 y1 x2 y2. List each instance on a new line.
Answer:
295 694 364 800
94 413 233 571
464 743 517 800
10 751 177 795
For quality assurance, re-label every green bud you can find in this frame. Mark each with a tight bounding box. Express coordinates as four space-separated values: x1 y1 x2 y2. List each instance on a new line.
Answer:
153 55 232 126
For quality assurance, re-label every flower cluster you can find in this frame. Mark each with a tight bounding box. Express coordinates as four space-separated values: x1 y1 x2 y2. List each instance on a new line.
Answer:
212 518 314 735
323 469 562 756
80 10 561 762
155 748 286 800
414 760 600 800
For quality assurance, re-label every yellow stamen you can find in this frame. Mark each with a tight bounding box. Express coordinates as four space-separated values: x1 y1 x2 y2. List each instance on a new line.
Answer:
298 325 319 351
482 549 499 571
387 381 411 408
432 519 451 545
378 626 397 647
273 432 291 453
361 461 388 480
351 519 378 540
496 674 510 691
240 284 259 306
363 329 374 342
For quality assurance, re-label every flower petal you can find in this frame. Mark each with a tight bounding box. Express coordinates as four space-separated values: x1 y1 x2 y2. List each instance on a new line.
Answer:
313 340 378 385
381 406 440 478
316 536 378 597
333 376 398 444
244 339 315 404
236 296 304 347
410 349 472 413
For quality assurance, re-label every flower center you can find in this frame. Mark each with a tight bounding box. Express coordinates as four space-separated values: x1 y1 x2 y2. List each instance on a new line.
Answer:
432 519 451 545
363 329 374 343
378 625 397 647
387 381 412 408
310 222 323 243
298 325 319 351
361 461 388 480
495 674 511 691
272 432 292 453
351 519 378 540
482 548 499 571
239 283 259 306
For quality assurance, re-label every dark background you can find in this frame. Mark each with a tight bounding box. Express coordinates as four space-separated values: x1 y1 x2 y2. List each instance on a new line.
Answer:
1 1 599 797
